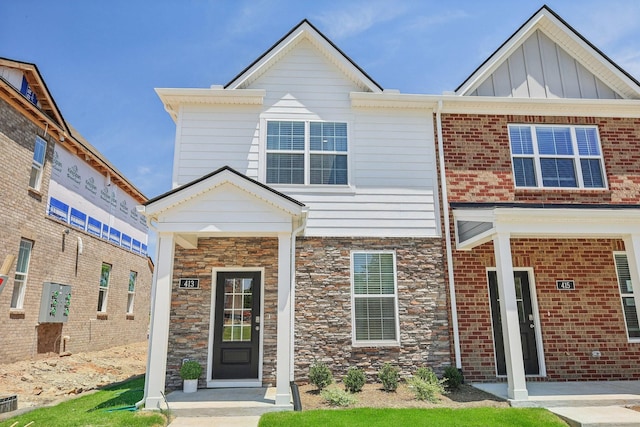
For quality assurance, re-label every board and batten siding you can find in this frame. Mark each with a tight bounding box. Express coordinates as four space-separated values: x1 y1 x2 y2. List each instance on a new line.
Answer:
472 30 621 99
172 37 439 238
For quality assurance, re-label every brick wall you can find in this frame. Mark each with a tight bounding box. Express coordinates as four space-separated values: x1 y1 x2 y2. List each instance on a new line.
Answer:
0 97 152 364
439 113 640 382
166 236 451 389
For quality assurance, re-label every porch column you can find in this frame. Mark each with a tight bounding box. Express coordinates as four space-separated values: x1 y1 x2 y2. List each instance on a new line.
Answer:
144 233 175 409
275 233 292 406
623 234 640 330
492 232 528 401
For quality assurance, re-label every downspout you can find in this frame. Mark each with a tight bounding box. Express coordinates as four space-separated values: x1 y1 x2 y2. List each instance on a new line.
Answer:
289 211 308 382
436 100 462 369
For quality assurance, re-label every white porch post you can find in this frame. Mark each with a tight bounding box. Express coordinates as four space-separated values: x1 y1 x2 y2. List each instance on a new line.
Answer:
144 233 175 409
275 233 292 406
623 234 640 329
493 232 528 401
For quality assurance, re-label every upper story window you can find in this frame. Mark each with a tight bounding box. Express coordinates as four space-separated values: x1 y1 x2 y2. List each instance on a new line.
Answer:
508 124 605 189
266 121 348 185
29 136 47 190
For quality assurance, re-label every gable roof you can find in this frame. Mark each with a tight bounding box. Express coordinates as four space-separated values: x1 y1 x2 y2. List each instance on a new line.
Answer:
225 19 383 93
144 165 305 217
455 5 640 99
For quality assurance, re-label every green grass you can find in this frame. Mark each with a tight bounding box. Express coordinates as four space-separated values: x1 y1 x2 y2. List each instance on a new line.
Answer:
259 407 568 427
0 376 166 427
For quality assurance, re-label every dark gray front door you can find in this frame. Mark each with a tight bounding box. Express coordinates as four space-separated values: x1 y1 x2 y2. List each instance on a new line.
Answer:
212 271 261 379
488 270 540 376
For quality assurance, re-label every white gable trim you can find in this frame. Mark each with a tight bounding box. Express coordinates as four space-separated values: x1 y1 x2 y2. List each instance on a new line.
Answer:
456 7 640 99
225 21 382 93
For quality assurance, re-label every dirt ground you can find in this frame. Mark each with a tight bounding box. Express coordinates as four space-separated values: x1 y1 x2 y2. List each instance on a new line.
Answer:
298 381 509 410
0 341 147 412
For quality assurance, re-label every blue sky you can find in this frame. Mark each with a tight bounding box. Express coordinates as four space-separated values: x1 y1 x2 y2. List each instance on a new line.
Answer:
2 0 640 200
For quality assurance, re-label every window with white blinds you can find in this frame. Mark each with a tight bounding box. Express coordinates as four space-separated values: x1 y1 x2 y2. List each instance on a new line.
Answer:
351 251 399 346
614 253 640 340
508 124 606 189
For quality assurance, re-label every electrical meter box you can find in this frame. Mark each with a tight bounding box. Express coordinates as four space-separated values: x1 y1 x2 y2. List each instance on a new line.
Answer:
39 282 72 323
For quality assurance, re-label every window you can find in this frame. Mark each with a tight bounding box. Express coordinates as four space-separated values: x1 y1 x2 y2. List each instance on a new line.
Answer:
351 251 399 346
266 121 348 185
98 263 111 312
10 239 33 309
29 136 47 190
508 125 605 189
614 253 639 340
127 271 136 314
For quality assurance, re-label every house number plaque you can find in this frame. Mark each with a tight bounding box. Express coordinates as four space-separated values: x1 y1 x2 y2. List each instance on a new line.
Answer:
179 278 200 289
556 280 575 290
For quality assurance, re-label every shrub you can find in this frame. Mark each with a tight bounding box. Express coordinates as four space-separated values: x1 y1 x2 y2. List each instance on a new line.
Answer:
309 361 333 391
407 376 445 403
377 363 400 392
415 367 438 383
320 387 357 407
179 360 202 380
343 367 366 393
443 366 464 391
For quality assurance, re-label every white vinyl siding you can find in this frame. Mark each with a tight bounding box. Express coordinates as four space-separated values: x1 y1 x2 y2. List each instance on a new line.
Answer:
614 253 640 340
351 251 399 346
10 239 33 310
508 124 606 189
29 136 47 190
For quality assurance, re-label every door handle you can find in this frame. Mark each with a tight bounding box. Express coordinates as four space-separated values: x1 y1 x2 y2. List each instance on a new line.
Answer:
529 323 535 329
255 326 260 331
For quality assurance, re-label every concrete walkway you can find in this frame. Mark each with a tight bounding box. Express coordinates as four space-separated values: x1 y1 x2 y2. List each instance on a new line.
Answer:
474 381 640 426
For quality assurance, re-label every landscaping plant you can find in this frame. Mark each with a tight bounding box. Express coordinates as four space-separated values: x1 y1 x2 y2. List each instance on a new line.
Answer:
443 366 463 391
343 366 366 393
320 387 358 407
309 361 333 391
377 363 400 392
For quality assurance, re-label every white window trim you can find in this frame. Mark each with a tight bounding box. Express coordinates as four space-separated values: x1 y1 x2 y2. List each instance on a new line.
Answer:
350 250 400 347
29 136 47 190
98 263 111 313
508 124 608 190
127 271 137 314
613 252 640 343
10 238 33 310
261 119 351 187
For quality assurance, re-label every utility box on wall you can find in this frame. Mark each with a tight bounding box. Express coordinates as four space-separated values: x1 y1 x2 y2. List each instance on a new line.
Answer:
39 282 72 323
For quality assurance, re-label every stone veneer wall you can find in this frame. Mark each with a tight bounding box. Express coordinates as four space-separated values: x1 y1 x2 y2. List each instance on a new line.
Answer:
294 237 450 382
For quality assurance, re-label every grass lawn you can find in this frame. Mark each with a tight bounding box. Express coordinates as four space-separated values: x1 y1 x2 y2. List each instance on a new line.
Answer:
0 377 165 427
259 407 568 427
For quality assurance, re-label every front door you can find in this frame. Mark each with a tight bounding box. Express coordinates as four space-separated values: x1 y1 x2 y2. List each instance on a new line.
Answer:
212 271 261 379
488 270 540 376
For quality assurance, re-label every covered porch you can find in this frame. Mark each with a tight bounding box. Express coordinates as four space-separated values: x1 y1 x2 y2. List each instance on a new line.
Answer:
139 167 307 410
453 203 640 402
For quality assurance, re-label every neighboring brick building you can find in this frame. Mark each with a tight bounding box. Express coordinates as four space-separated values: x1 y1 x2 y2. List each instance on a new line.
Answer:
0 58 152 363
438 7 640 401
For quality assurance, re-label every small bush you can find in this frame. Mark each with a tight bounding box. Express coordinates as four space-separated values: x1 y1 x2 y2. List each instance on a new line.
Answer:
415 367 438 383
343 367 366 393
443 366 463 391
309 361 333 391
377 363 400 392
407 376 445 403
320 387 358 407
179 360 202 380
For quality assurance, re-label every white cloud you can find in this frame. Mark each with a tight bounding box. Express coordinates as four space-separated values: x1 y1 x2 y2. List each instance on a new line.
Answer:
314 0 408 40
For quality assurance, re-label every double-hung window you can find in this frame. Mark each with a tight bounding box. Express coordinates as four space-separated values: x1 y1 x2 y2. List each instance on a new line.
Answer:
508 124 605 189
351 251 399 346
98 263 111 312
266 121 348 185
614 253 640 340
127 271 137 314
29 136 47 190
10 239 33 309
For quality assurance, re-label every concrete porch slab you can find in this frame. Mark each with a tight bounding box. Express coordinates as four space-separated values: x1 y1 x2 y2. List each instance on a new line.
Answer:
549 406 640 427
